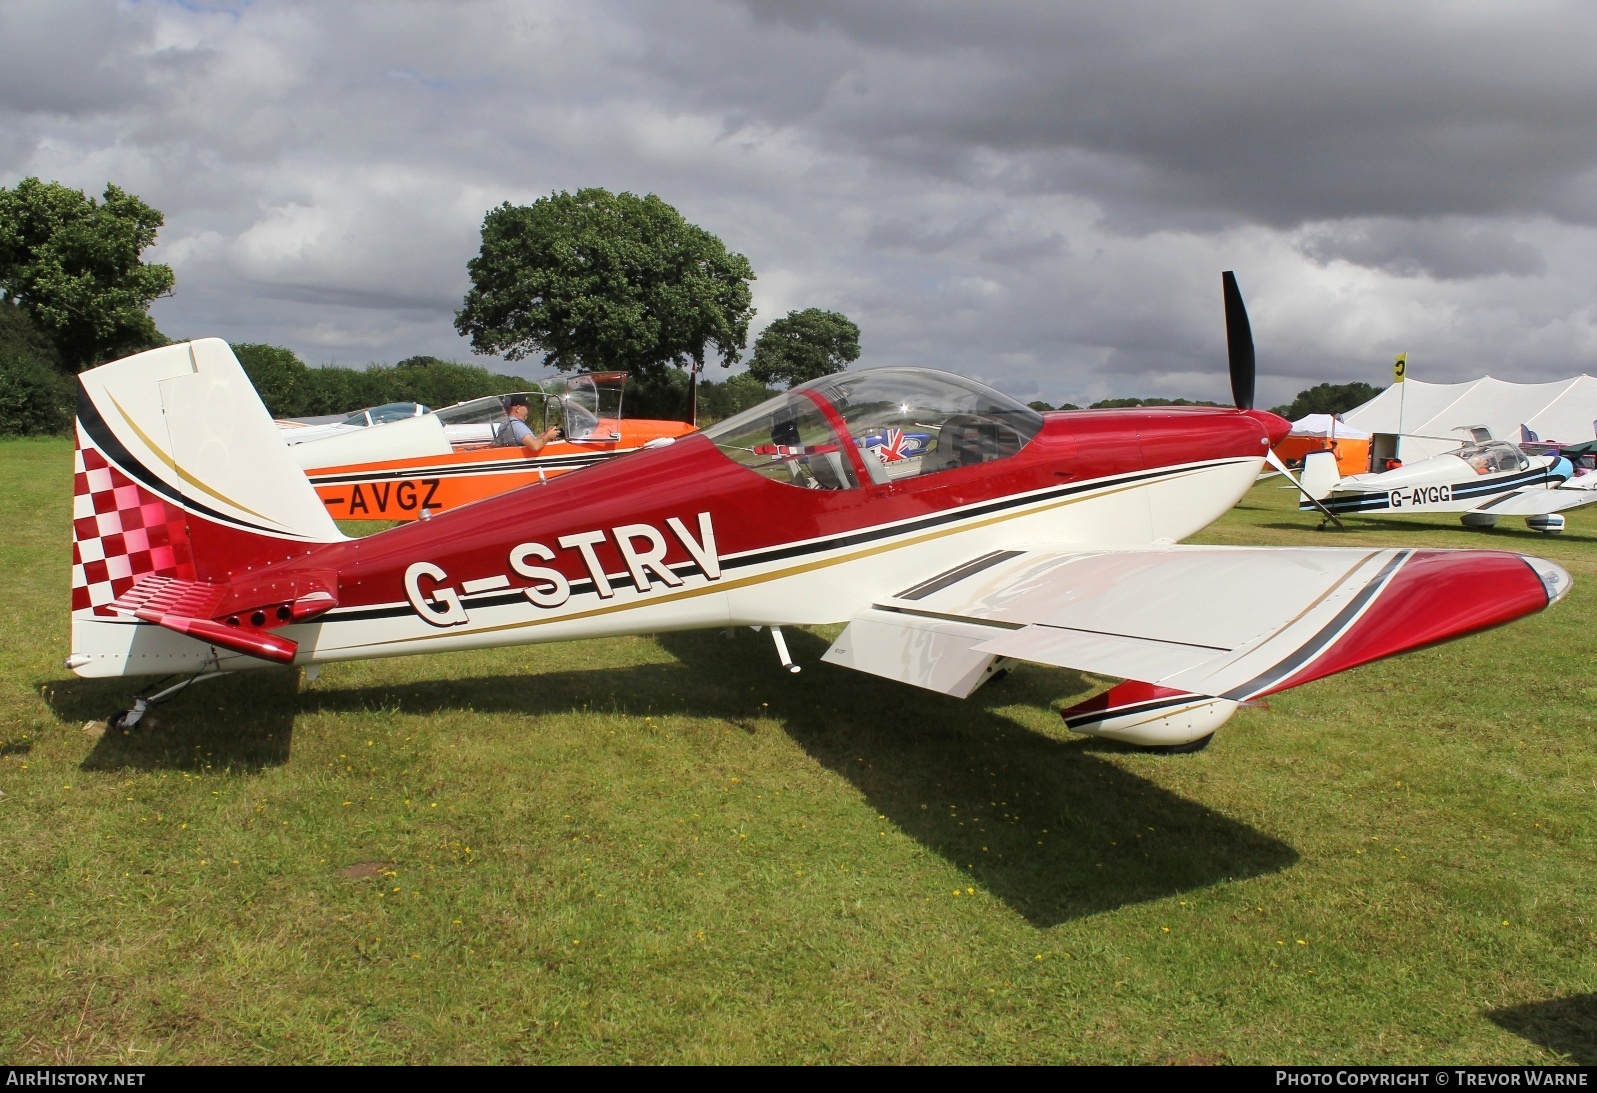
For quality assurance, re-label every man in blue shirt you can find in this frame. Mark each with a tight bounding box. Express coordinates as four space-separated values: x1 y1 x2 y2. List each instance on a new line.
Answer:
497 393 563 453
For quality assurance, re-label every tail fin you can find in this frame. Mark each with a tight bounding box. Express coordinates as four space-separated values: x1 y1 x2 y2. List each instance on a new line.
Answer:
1299 448 1341 501
69 339 343 677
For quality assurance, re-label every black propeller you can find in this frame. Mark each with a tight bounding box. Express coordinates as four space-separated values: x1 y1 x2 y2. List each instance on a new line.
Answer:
1222 270 1254 411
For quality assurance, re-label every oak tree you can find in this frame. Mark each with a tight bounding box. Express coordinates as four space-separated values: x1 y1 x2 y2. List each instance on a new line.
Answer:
747 307 860 388
455 188 755 380
0 178 173 369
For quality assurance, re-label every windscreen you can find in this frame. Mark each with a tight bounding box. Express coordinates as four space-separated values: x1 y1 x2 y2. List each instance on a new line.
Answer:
808 369 1043 484
704 367 1042 487
559 373 626 439
1458 441 1527 475
704 392 860 490
369 402 425 424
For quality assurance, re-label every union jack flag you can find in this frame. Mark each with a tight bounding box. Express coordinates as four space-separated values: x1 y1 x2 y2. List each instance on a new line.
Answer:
873 427 910 463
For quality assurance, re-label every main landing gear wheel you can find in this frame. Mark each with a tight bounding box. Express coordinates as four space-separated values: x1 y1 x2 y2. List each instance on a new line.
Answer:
1143 733 1215 754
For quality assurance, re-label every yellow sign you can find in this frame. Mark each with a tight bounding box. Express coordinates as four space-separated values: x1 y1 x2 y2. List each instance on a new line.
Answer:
1393 353 1407 383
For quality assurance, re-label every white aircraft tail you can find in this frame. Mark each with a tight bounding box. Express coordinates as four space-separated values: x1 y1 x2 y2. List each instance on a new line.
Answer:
69 339 344 677
1298 449 1341 500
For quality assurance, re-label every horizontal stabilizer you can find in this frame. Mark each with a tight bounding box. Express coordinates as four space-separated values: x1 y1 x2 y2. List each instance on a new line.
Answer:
130 610 298 664
109 575 227 620
109 575 306 665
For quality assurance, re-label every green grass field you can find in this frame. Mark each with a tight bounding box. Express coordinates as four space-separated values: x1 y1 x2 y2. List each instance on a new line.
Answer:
2 434 1593 1064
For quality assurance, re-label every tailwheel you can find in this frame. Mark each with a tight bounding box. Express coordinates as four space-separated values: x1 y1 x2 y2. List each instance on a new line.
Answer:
102 664 224 735
106 700 148 733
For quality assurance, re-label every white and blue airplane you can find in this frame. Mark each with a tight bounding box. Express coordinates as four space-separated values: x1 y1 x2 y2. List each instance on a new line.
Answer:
1297 435 1597 533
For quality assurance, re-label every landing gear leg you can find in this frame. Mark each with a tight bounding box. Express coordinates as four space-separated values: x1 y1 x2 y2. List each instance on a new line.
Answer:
769 626 801 674
104 659 226 732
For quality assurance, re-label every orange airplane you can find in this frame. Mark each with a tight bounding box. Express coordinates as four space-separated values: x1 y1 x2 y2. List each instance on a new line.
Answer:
286 372 696 521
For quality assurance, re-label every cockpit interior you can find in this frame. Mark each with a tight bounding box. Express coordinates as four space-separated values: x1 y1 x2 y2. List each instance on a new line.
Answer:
705 369 1044 489
1456 440 1530 475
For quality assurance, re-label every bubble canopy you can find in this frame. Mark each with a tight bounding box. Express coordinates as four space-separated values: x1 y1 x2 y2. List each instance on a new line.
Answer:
704 368 1045 489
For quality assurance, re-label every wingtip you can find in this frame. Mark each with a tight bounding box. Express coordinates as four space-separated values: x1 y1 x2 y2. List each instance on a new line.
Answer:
1524 557 1573 606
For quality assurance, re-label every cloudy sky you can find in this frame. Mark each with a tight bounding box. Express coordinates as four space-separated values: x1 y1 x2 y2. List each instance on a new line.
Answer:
4 0 1597 407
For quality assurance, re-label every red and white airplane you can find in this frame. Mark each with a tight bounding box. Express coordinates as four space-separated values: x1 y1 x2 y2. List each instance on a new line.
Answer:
67 275 1571 751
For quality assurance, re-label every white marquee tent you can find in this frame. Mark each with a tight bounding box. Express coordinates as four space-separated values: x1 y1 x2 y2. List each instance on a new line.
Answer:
1288 413 1370 440
1341 376 1597 459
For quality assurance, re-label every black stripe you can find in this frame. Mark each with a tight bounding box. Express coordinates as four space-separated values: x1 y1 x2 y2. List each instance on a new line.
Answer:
1310 467 1555 514
320 459 1247 624
1518 555 1557 608
1474 490 1524 512
1451 468 1549 498
1063 692 1206 729
308 452 619 486
730 462 1229 572
1222 550 1409 701
77 386 184 505
1310 493 1392 513
870 604 1025 630
895 549 1024 600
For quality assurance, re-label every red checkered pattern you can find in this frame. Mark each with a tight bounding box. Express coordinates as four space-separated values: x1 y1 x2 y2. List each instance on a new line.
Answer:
72 432 196 616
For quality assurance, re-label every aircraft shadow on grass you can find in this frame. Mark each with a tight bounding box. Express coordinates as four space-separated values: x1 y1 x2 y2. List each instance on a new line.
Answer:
47 670 297 774
654 628 1299 927
1486 994 1597 1065
44 627 1297 926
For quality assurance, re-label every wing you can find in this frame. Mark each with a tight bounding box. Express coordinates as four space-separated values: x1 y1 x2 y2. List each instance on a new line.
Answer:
1466 486 1597 517
823 545 1568 740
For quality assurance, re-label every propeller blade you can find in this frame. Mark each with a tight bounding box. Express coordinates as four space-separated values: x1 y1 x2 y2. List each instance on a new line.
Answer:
1266 448 1344 530
1222 270 1255 411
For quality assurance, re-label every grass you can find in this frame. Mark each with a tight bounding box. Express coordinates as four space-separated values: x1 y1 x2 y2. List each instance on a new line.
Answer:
1 434 1594 1064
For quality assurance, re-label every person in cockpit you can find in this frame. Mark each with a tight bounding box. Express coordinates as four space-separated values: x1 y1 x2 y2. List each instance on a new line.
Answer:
497 393 564 454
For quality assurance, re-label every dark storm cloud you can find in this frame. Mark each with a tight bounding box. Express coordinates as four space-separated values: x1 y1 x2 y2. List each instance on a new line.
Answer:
2 0 1596 404
711 1 1597 228
1297 219 1547 280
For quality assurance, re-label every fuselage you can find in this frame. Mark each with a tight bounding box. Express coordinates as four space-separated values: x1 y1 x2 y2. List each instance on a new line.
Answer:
1309 444 1571 515
251 405 1288 667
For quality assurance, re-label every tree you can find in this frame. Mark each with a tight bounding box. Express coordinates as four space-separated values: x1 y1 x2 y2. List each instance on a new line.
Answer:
747 308 860 388
455 188 755 381
0 301 72 435
233 343 533 418
0 178 174 369
389 355 526 409
233 343 313 417
1271 382 1384 421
